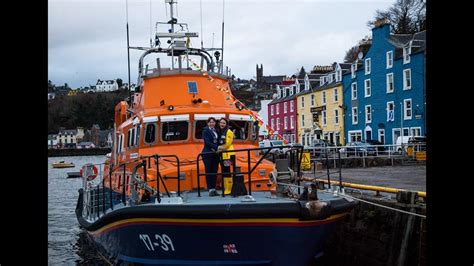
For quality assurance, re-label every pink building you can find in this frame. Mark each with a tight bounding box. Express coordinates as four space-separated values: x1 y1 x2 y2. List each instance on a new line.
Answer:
267 79 299 144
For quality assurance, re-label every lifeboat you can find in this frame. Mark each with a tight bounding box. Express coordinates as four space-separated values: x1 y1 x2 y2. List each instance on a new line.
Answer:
75 1 356 265
52 160 75 168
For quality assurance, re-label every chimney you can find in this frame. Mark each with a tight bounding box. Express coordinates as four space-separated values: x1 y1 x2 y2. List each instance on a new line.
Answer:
372 19 391 39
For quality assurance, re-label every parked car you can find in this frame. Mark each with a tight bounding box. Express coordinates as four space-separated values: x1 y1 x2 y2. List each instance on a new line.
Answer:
307 139 336 157
408 136 426 152
395 136 426 153
259 140 289 155
339 141 377 156
365 140 386 152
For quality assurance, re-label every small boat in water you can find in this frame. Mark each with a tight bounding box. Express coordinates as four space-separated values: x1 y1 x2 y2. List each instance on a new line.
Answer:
75 1 356 264
52 160 75 168
67 171 81 178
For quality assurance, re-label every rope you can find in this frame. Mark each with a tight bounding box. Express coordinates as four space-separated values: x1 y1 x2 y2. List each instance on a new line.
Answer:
337 192 426 219
275 182 426 219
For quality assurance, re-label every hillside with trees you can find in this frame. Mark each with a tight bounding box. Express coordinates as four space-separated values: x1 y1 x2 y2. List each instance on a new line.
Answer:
48 90 129 134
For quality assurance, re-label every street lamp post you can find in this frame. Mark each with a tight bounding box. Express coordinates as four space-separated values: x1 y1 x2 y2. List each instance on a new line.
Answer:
400 101 404 154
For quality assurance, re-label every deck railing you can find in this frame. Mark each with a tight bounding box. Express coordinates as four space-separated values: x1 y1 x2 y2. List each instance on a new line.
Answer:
196 145 304 197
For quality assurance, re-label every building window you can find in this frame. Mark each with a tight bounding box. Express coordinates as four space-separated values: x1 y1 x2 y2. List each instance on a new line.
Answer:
378 129 385 144
301 114 305 127
351 63 356 78
386 73 394 93
276 103 279 114
351 83 357 100
276 118 280 130
365 58 371 74
334 109 339 125
335 132 340 146
411 127 422 136
290 115 294 129
271 105 274 115
284 117 288 129
386 51 393 69
403 69 411 90
336 70 342 82
403 128 410 136
301 96 305 108
404 99 412 120
403 42 411 64
284 102 287 113
365 105 372 123
322 110 327 126
322 91 326 105
364 79 371 97
352 107 358 124
290 101 294 112
387 101 395 122
349 130 362 142
311 94 315 106
333 88 338 102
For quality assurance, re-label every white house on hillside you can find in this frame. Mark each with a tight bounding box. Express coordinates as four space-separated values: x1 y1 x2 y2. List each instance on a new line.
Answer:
96 80 119 92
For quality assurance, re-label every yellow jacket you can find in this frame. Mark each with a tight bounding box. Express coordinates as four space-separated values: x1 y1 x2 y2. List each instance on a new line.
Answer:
221 129 235 160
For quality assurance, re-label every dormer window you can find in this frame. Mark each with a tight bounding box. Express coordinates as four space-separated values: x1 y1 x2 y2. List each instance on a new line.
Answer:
403 41 412 64
336 70 342 82
351 63 357 78
328 74 333 83
365 58 371 75
283 89 287 97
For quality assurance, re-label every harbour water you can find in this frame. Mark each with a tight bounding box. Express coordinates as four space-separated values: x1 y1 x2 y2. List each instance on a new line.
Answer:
48 156 107 265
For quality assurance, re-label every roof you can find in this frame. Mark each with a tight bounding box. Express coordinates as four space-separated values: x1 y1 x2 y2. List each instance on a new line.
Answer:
48 134 57 140
314 81 343 92
78 142 94 146
262 75 286 84
388 31 426 59
58 129 77 135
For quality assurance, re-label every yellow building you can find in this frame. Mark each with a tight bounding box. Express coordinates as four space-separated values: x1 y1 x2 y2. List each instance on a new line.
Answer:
296 63 351 146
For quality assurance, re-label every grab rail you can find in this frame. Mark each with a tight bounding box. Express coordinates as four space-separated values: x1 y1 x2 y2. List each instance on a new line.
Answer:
196 145 304 197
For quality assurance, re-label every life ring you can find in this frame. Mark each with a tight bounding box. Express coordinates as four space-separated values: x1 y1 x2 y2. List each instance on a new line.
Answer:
80 164 98 181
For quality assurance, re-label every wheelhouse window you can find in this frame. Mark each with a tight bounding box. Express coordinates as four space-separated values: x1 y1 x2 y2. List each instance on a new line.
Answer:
229 120 250 140
144 123 157 144
162 121 188 141
194 120 207 139
134 125 140 146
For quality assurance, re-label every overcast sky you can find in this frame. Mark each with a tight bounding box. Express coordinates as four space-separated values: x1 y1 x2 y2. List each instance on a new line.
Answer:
48 0 394 88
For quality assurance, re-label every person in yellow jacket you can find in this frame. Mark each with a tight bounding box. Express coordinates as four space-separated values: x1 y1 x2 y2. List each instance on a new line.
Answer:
217 118 235 195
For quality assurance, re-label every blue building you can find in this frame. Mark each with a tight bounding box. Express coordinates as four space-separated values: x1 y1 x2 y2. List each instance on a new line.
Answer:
342 20 426 146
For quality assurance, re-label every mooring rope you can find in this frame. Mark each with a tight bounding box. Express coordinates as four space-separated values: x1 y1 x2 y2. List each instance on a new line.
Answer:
275 182 427 219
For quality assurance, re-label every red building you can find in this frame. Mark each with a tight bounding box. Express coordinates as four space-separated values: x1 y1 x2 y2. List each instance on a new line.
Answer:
267 79 299 143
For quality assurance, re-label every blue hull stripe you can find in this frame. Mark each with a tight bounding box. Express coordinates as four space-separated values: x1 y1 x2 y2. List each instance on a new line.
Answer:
117 254 271 265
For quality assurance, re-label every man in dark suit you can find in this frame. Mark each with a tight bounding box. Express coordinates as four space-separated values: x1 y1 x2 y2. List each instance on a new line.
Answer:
201 117 220 196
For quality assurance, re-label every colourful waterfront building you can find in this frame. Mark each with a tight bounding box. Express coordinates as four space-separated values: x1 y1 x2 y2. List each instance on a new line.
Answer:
342 20 426 145
297 64 351 146
267 79 299 143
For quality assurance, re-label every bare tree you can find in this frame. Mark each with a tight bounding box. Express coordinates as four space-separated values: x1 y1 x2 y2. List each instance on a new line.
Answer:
344 36 372 63
367 0 426 34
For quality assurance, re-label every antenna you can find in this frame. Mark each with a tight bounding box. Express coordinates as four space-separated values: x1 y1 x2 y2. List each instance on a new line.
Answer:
149 0 152 47
126 0 132 102
221 0 225 74
200 0 203 48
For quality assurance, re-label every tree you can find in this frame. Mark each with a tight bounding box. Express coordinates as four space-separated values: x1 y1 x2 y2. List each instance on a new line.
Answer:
343 36 372 63
367 0 426 34
48 80 55 92
116 78 123 88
